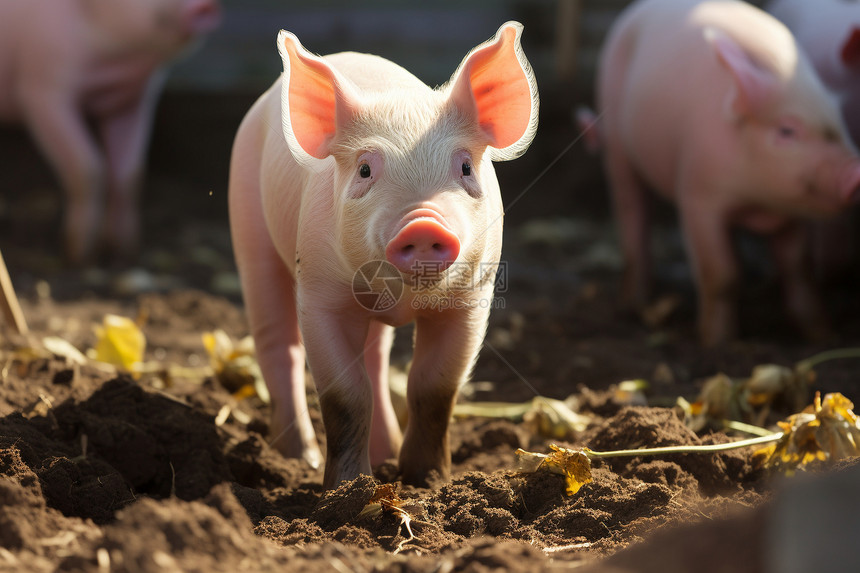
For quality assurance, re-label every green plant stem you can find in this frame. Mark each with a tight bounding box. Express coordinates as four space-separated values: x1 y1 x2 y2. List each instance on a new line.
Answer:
796 348 860 373
721 419 774 437
582 433 783 459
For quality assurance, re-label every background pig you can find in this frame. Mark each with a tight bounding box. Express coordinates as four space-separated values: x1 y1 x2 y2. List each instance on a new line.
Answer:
588 0 860 346
229 23 538 488
768 0 860 144
767 0 860 280
0 0 220 264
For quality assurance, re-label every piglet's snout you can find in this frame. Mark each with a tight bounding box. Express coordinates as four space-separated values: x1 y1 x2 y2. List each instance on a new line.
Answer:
385 213 461 275
843 164 860 204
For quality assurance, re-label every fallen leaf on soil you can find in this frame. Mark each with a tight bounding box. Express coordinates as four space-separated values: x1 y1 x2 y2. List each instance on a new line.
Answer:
753 392 860 473
639 294 681 328
519 434 785 496
22 391 54 419
455 396 590 440
357 483 403 519
357 484 424 554
88 314 146 374
614 379 649 406
684 363 805 431
41 336 88 366
202 329 269 402
515 444 593 495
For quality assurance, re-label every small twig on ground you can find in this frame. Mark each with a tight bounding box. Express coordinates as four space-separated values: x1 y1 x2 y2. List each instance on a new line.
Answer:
0 248 28 336
391 506 419 555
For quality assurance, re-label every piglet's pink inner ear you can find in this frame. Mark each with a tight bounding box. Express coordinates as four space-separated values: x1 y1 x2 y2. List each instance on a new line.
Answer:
707 29 777 119
842 27 860 67
278 30 354 162
449 22 538 161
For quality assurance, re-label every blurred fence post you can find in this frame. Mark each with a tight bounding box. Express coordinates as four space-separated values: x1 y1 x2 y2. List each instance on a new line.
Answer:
555 0 584 83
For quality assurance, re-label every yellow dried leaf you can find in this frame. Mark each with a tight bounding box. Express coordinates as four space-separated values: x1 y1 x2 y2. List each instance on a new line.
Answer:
358 484 403 519
515 444 593 496
202 330 269 402
90 315 146 373
753 392 860 472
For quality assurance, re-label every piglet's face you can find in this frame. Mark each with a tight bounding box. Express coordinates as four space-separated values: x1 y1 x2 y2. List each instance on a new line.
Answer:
277 22 538 285
329 102 501 285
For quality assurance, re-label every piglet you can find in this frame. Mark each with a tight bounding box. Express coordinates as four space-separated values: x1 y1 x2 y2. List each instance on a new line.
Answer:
584 0 860 346
229 23 538 488
0 0 220 263
768 0 860 144
767 0 860 279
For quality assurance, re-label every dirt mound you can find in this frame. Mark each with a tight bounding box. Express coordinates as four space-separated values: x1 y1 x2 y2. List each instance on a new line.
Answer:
1 283 857 571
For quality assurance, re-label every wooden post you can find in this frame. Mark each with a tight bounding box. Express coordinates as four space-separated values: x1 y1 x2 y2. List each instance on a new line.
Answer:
556 0 585 83
0 248 28 336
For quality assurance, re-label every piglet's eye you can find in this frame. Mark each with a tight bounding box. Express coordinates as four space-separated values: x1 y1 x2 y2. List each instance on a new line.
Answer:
359 163 371 178
461 162 472 177
778 125 796 138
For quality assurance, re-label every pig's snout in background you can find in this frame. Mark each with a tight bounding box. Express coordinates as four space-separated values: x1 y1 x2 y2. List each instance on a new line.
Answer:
182 0 221 37
842 164 860 204
385 209 461 275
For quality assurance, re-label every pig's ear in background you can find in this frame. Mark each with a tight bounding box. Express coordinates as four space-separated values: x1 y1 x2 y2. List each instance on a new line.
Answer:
447 21 539 162
706 28 777 120
841 28 860 67
277 30 359 168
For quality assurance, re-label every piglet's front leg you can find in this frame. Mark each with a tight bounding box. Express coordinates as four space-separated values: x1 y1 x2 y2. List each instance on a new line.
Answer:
301 305 376 490
399 305 490 487
364 320 402 467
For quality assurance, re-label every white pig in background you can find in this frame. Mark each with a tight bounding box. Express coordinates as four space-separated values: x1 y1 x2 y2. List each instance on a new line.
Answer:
768 0 860 143
0 0 221 263
229 23 538 488
768 0 860 279
583 0 860 346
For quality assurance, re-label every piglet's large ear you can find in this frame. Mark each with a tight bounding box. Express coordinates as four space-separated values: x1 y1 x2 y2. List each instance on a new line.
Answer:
842 28 860 67
706 28 778 120
447 21 539 162
277 30 358 167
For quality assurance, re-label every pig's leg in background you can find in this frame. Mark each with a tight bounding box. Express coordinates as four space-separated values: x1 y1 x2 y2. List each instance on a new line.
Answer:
98 74 164 260
678 196 739 346
770 222 830 340
364 320 402 466
399 306 489 486
300 308 373 489
605 145 651 311
810 215 856 283
21 94 104 263
228 128 322 469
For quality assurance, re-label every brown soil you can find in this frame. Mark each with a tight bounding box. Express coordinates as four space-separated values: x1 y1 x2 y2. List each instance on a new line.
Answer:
2 92 860 572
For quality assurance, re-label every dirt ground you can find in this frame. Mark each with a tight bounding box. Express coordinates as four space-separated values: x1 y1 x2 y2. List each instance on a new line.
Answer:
2 91 860 572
